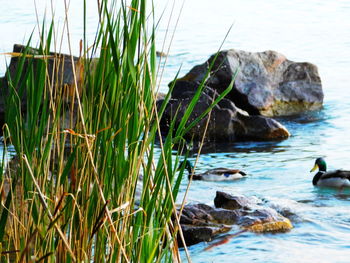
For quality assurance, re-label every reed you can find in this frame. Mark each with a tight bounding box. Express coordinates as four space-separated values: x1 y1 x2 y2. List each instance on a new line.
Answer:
0 0 233 262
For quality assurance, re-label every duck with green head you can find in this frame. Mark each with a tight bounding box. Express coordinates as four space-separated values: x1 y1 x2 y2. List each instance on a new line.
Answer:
310 157 350 188
179 160 247 181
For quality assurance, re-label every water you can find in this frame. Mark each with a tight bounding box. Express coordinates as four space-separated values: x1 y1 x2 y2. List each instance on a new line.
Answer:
2 1 350 262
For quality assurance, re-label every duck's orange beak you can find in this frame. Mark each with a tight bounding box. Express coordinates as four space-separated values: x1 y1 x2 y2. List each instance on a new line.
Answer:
310 164 318 172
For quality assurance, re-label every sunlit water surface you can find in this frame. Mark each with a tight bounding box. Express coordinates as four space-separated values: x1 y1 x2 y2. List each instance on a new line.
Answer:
1 1 350 262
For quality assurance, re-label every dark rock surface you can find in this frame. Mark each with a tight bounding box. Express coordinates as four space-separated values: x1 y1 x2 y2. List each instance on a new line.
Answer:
178 191 293 247
0 44 81 127
160 80 290 142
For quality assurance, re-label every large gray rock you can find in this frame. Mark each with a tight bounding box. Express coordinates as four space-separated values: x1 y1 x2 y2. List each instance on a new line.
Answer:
159 80 290 142
178 191 293 247
177 49 323 117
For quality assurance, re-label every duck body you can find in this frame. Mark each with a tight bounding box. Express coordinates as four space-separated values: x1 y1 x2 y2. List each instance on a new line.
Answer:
180 160 247 181
192 168 246 181
311 158 350 188
312 170 350 187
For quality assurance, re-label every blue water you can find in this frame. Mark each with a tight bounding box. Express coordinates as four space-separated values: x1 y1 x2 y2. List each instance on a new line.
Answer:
2 1 350 262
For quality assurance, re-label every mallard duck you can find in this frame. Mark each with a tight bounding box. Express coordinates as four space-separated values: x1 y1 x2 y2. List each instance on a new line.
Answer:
179 160 247 181
310 157 350 188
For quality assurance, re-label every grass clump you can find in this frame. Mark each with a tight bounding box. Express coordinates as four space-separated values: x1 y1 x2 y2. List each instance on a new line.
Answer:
0 0 233 262
0 0 190 261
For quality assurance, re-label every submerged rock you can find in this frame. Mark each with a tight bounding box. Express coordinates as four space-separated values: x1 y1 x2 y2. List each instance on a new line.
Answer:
180 224 231 247
177 49 323 117
214 191 293 232
177 191 293 247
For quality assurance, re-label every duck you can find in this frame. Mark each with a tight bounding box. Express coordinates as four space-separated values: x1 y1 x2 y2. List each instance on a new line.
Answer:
310 157 350 188
179 160 247 181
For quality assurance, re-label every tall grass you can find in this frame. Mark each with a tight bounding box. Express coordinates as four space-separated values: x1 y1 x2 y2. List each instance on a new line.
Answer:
0 0 233 262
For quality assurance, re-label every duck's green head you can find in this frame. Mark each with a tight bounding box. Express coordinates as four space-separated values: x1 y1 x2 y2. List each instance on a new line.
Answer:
310 157 327 172
178 160 194 174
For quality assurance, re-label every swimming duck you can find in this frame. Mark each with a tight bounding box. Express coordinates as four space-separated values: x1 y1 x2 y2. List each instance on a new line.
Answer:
310 157 350 188
179 160 247 181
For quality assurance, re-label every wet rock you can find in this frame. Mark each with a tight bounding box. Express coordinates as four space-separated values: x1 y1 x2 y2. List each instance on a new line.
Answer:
181 203 241 226
214 191 254 209
180 224 231 247
178 191 293 247
177 49 323 117
160 80 290 142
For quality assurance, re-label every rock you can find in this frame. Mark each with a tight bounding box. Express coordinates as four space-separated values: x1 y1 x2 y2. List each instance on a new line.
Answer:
156 51 167 57
160 80 290 142
177 191 293 247
214 191 254 209
233 114 291 140
180 203 241 226
180 224 231 247
0 44 82 127
177 49 323 117
213 191 292 232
